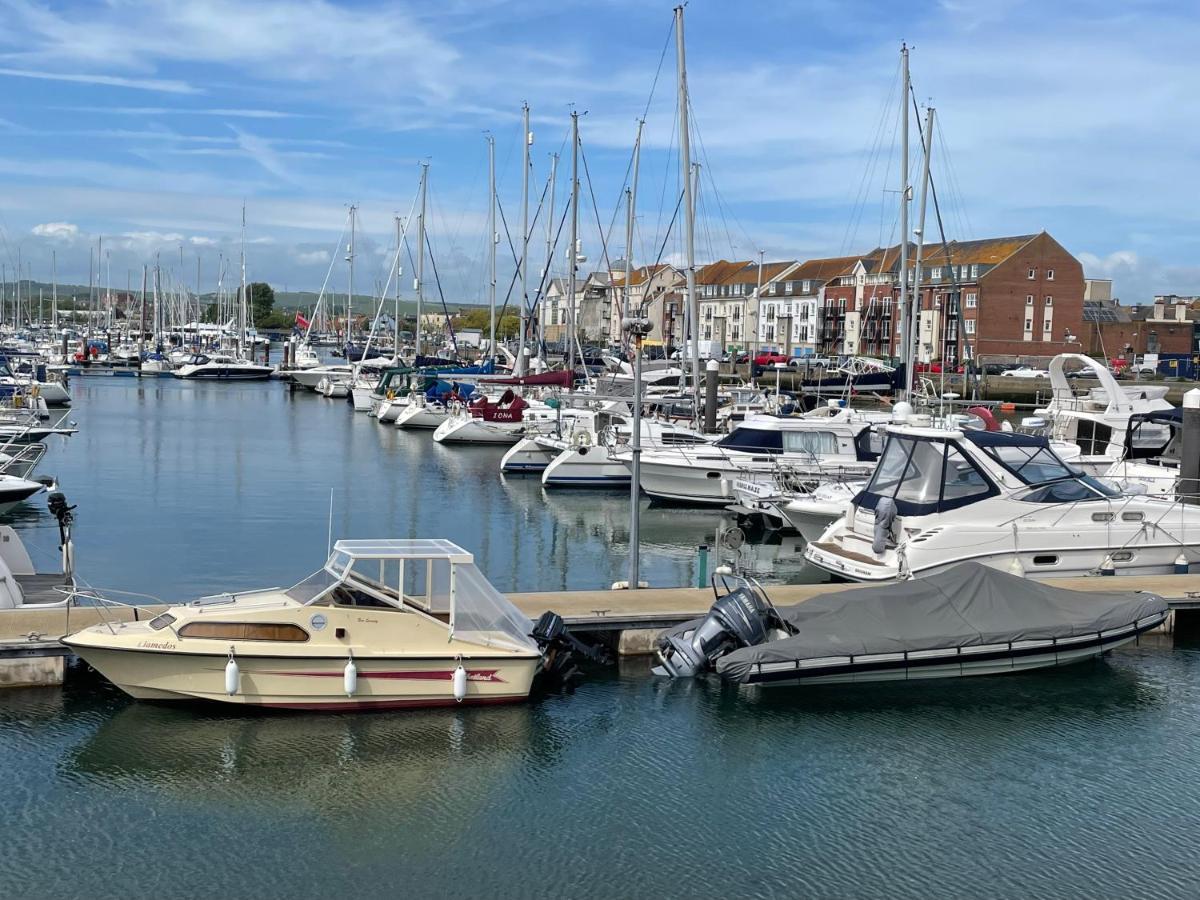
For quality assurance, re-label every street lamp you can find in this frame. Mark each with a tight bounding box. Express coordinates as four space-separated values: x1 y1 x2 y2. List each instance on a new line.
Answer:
622 313 653 591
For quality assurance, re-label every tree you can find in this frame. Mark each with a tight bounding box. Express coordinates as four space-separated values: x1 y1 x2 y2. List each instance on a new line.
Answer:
456 307 520 339
238 282 276 326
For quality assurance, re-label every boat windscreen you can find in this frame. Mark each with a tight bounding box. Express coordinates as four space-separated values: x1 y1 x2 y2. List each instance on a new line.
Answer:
450 564 538 653
860 435 995 515
285 568 340 604
983 443 1078 484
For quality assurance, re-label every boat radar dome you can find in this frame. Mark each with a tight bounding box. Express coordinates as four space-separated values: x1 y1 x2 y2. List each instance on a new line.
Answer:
891 401 913 423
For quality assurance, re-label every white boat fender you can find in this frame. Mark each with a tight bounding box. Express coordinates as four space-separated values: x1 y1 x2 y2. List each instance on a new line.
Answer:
452 663 467 702
344 652 357 697
225 648 239 696
1100 554 1116 576
1175 553 1189 575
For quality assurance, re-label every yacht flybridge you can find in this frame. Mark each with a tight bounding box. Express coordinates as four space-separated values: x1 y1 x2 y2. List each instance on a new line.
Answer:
1036 353 1174 474
64 540 550 711
804 424 1200 582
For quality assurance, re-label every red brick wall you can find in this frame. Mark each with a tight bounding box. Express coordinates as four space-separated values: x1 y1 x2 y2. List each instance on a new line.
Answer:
974 232 1084 361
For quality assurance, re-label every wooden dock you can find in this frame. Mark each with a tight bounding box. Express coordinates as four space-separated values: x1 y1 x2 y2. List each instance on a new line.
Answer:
3 574 1200 686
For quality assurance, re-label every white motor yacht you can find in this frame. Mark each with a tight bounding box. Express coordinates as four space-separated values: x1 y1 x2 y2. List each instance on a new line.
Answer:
174 354 273 381
622 405 888 505
63 540 546 711
1036 353 1174 474
291 364 353 391
804 423 1200 582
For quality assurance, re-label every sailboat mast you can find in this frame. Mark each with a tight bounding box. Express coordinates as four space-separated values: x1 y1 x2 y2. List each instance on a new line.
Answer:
897 43 911 394
487 134 497 362
542 152 558 357
517 102 531 375
139 265 147 356
416 164 428 358
626 120 644 593
567 110 579 376
346 204 356 346
675 4 699 406
239 204 248 357
51 250 57 333
394 215 402 360
908 105 935 395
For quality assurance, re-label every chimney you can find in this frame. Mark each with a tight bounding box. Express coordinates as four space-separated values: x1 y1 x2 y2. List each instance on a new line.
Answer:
1153 296 1166 319
1177 301 1188 322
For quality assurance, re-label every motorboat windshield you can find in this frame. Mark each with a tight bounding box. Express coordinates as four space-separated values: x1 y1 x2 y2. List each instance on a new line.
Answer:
285 539 536 653
963 431 1081 484
858 432 997 515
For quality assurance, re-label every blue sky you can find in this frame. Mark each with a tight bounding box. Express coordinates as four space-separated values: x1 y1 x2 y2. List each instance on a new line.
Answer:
0 0 1197 305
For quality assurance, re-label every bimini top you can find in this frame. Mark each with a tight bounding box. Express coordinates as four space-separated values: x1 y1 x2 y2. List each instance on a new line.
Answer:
330 539 473 564
713 562 1168 683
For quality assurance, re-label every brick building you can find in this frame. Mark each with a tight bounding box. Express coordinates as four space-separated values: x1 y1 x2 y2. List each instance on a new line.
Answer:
1085 295 1200 360
816 231 1085 364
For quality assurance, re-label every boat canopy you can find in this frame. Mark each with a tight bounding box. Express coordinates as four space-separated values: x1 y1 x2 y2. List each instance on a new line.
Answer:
710 563 1168 684
286 539 537 653
856 431 998 515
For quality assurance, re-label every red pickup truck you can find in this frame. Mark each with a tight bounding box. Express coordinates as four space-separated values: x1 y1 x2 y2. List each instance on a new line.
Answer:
753 351 791 366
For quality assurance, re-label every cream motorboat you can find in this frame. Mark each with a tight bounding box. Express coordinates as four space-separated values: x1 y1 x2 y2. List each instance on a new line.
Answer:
64 539 545 711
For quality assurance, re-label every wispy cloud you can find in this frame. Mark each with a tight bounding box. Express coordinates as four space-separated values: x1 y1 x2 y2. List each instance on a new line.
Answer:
56 106 311 119
32 221 79 239
0 66 199 94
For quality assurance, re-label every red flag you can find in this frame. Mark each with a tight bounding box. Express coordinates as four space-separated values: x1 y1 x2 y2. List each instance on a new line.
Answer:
295 311 311 329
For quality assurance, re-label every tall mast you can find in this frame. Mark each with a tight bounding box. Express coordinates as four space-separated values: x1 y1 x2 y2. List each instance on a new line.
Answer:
51 250 57 332
394 215 402 360
415 164 428 358
487 133 497 362
15 248 20 329
675 4 699 406
542 152 558 357
139 265 147 356
88 242 95 340
346 204 356 345
239 203 247 356
908 105 935 395
516 103 532 375
567 110 579 375
897 43 911 393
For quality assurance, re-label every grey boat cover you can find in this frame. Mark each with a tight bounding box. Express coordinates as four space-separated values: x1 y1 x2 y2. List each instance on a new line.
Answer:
703 563 1168 684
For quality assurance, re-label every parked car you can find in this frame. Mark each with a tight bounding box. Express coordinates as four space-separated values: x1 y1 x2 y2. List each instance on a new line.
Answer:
787 356 833 369
915 362 943 374
754 351 791 366
1000 366 1050 379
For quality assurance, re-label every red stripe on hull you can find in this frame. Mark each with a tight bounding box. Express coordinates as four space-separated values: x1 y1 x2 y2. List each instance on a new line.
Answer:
258 695 526 711
263 669 504 683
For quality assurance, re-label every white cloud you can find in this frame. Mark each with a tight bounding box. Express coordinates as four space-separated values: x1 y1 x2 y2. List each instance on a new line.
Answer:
188 235 218 246
293 249 331 265
0 66 198 94
31 221 79 239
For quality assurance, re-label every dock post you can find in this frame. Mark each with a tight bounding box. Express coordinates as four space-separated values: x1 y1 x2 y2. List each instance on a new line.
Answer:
1181 388 1200 506
697 544 709 587
704 358 719 432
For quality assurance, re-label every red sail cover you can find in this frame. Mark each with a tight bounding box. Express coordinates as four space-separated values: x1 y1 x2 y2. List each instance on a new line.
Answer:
471 390 529 422
482 370 574 388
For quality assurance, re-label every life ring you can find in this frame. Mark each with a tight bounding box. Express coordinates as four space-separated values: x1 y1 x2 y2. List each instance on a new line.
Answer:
573 430 593 448
386 389 396 400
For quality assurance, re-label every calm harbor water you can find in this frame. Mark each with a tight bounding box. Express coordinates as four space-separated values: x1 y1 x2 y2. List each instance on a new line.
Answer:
3 379 1200 898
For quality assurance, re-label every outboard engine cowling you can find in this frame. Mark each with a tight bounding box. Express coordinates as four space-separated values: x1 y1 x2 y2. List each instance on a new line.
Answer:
654 582 781 678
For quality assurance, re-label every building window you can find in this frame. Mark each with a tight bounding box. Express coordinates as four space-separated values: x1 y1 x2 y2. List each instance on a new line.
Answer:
970 264 979 278
965 293 977 308
1027 268 1036 279
1045 296 1053 307
1043 318 1052 332
784 281 794 293
802 280 811 293
931 267 942 281
965 319 976 335
1047 269 1055 281
1026 295 1034 305
1024 318 1033 330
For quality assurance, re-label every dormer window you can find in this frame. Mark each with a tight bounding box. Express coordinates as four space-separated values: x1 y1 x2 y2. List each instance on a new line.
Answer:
931 267 942 281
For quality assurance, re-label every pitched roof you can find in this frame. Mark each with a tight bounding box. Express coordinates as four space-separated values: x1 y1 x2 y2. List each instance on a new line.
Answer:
695 259 754 285
787 254 866 281
870 234 1040 271
610 263 675 288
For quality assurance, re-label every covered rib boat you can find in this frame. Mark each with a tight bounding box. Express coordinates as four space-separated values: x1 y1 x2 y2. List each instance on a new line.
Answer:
658 564 1168 687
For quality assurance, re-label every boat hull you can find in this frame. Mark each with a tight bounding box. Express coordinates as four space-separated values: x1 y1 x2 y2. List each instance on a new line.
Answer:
542 444 629 487
501 437 558 474
66 644 539 710
433 417 524 445
734 615 1166 686
395 403 448 429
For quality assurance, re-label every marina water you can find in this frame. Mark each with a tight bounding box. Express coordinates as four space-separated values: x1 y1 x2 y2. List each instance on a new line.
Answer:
3 380 1200 897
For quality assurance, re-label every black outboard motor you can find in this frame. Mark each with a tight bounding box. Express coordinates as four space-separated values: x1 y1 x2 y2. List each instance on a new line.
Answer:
531 610 611 683
654 579 784 678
